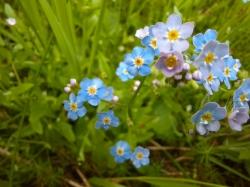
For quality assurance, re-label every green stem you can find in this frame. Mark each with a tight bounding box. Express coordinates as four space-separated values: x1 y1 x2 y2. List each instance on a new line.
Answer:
127 78 146 125
107 176 227 187
87 0 106 76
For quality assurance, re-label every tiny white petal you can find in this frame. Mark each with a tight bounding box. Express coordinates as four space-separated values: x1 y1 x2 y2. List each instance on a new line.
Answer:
70 78 77 86
134 80 141 86
112 95 119 102
135 26 149 39
6 18 16 26
64 86 71 93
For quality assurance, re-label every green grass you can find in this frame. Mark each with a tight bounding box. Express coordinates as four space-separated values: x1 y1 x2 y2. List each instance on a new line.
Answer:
0 0 250 186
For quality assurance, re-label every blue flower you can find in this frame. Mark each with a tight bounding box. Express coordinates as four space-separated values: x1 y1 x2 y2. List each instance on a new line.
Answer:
233 79 250 109
64 93 87 121
116 62 135 81
141 35 160 56
193 41 229 69
228 108 249 131
193 29 217 52
130 146 150 168
199 67 221 95
96 110 119 130
192 102 226 135
78 78 113 106
110 141 131 163
124 47 154 76
218 56 239 89
151 13 194 53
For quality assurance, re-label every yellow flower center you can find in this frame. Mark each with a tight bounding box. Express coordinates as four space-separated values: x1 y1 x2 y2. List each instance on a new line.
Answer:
240 94 248 102
204 52 215 65
116 148 124 156
224 67 230 77
167 29 180 41
201 112 212 123
150 38 157 49
165 55 177 70
87 86 97 96
102 117 111 125
70 103 78 111
207 74 214 83
134 57 144 67
136 152 144 160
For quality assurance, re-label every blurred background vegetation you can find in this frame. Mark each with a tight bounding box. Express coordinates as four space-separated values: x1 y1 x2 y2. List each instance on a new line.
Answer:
0 0 250 186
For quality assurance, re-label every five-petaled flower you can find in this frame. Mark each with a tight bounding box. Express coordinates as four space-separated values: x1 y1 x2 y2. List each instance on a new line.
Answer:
151 13 194 53
78 78 113 106
110 141 131 163
193 41 229 69
130 146 150 168
96 110 120 130
124 47 154 76
155 51 184 77
233 79 250 109
193 29 217 52
116 62 135 81
228 108 249 131
218 56 239 89
192 102 226 135
64 93 87 121
142 34 160 56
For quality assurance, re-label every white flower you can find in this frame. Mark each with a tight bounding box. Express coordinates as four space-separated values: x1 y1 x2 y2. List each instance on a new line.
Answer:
112 95 119 102
135 26 149 39
6 17 16 26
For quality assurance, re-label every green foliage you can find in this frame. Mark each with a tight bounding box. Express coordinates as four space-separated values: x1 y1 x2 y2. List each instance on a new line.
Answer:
0 0 250 186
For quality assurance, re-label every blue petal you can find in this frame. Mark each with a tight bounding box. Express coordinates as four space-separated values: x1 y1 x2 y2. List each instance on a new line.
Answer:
80 78 91 89
138 65 151 76
69 93 76 102
193 33 205 52
77 107 87 117
88 97 100 106
64 101 70 111
207 121 220 132
204 29 217 42
212 106 227 120
92 78 103 88
67 111 78 121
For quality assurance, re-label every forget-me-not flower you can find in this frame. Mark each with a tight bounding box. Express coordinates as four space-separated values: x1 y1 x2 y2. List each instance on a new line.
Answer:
78 78 113 106
192 102 226 135
116 62 135 81
155 51 184 77
64 93 87 121
110 141 131 163
193 29 217 52
124 47 154 76
218 56 239 89
233 79 250 109
96 110 119 130
130 146 150 168
151 13 194 53
142 34 160 56
193 41 229 69
228 108 249 131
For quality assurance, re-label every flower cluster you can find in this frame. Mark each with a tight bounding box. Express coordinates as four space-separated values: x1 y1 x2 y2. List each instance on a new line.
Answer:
192 80 250 135
192 30 241 94
110 141 150 168
63 77 115 122
116 13 195 81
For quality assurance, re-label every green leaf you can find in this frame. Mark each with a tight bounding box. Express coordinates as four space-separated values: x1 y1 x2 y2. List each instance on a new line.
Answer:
4 3 16 17
239 150 250 160
10 83 33 96
90 178 125 187
54 122 75 143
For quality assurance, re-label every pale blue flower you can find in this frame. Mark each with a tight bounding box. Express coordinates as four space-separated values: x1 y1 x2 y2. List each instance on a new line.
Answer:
96 110 119 130
233 79 250 109
193 29 217 52
151 13 194 53
64 93 87 121
130 146 150 168
116 62 135 81
110 141 131 163
192 102 226 135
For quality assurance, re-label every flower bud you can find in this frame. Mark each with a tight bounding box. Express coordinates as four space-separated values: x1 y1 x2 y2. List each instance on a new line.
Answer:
70 78 77 86
183 63 190 71
112 95 119 102
64 86 71 93
134 80 141 86
192 70 202 81
174 74 182 80
185 73 192 80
